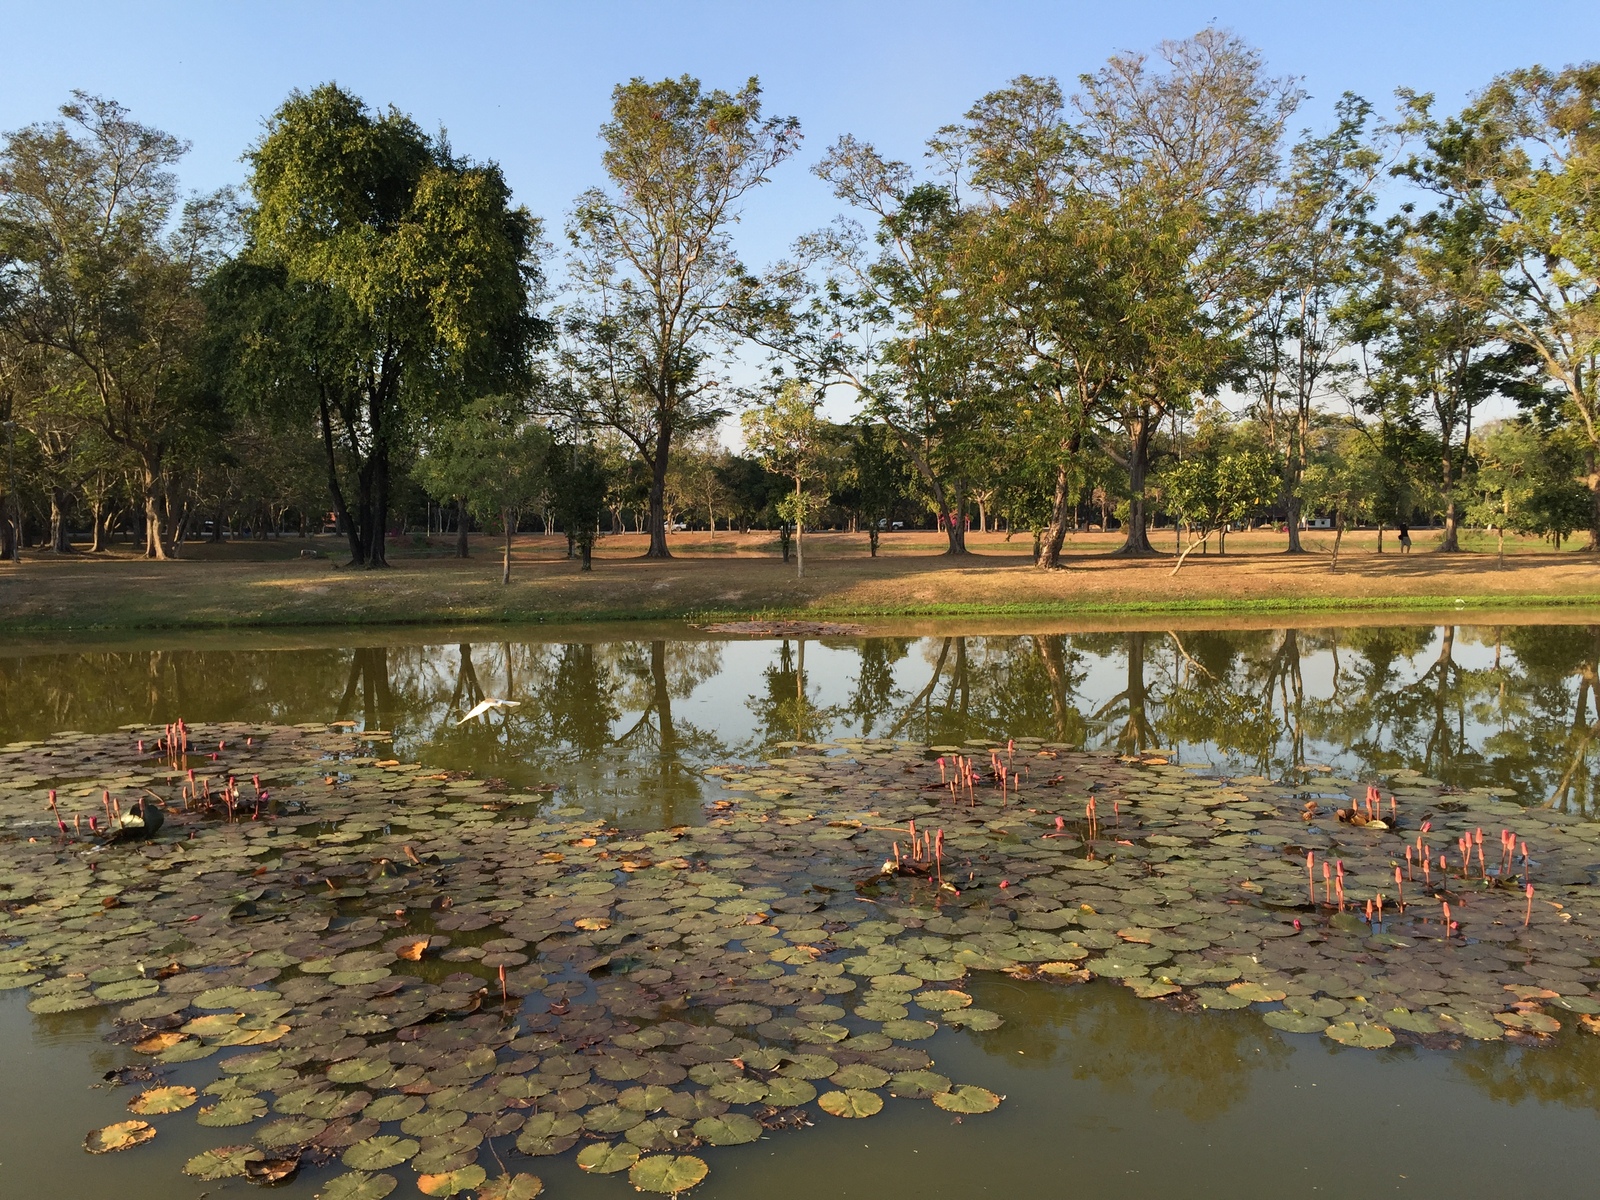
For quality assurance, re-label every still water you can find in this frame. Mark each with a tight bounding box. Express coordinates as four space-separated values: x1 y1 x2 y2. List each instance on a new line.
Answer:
3 619 1600 1198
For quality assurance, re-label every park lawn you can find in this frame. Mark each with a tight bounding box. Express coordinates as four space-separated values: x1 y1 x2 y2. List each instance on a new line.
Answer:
0 528 1597 633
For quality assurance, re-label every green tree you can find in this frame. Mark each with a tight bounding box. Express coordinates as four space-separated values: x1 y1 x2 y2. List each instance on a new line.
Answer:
742 382 829 577
217 83 543 568
0 93 226 559
1074 29 1302 554
546 440 610 570
840 421 906 557
415 397 550 584
1163 446 1278 572
563 75 799 560
1403 66 1600 545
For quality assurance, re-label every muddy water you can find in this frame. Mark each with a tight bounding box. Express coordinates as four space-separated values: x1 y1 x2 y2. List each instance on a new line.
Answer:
3 620 1600 1197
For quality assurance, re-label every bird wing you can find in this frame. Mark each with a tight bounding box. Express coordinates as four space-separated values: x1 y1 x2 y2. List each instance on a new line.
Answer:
456 698 522 724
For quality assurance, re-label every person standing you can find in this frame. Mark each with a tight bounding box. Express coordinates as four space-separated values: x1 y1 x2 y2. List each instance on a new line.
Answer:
1397 522 1411 554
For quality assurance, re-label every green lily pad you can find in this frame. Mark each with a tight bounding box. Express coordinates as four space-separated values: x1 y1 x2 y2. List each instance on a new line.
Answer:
932 1085 1002 1114
762 1076 817 1106
943 1007 1004 1031
693 1113 763 1144
478 1175 545 1200
1193 988 1251 1010
1384 1008 1441 1035
712 1003 772 1026
879 1018 938 1041
629 1154 710 1194
184 1145 265 1179
585 1104 644 1134
256 1116 327 1147
1324 1021 1396 1049
708 1078 767 1104
818 1089 883 1118
197 1096 268 1127
889 1070 951 1099
913 989 972 1012
577 1142 641 1173
94 978 161 1002
1262 1010 1327 1034
341 1135 419 1170
830 1063 891 1090
364 1094 425 1123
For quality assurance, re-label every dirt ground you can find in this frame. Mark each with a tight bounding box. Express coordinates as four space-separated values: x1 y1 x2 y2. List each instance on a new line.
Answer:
0 527 1596 634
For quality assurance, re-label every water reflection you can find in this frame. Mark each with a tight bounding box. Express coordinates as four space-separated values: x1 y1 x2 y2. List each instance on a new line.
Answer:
3 623 1599 816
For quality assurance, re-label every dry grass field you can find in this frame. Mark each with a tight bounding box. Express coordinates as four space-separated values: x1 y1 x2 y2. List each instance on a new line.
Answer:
0 526 1595 634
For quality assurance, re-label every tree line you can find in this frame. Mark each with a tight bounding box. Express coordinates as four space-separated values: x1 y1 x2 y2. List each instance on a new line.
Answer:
1 30 1596 573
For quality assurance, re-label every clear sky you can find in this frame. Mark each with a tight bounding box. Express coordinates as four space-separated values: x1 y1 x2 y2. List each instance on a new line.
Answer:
5 0 1597 269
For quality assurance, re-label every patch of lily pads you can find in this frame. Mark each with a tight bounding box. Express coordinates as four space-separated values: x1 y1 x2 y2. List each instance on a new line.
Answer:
6 721 1600 1195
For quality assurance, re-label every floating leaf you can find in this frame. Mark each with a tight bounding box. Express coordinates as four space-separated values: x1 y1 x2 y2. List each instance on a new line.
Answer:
129 1085 197 1114
629 1154 710 1195
931 1086 1001 1114
417 1166 488 1196
577 1141 641 1173
1323 1021 1396 1049
184 1144 265 1179
1226 982 1287 1003
478 1175 544 1200
197 1096 268 1127
341 1135 419 1170
879 1019 938 1041
82 1118 155 1155
1262 1010 1327 1034
818 1089 883 1118
317 1170 399 1200
693 1113 763 1144
829 1064 890 1090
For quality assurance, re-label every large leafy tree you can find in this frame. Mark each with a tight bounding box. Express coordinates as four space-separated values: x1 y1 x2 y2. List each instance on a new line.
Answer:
563 75 799 559
1241 95 1387 552
1074 29 1302 553
0 93 227 559
214 83 543 567
1404 65 1600 545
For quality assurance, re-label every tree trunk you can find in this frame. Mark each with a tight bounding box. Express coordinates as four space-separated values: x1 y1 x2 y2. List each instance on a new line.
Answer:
502 508 513 585
318 391 362 565
1284 492 1305 553
646 427 672 558
868 525 879 557
1438 445 1460 553
794 476 804 579
48 487 73 553
1329 508 1345 572
141 464 169 560
1116 416 1157 555
1037 461 1074 569
944 476 968 555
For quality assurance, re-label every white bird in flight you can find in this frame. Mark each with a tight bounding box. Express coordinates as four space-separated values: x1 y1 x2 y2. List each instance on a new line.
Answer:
456 698 522 724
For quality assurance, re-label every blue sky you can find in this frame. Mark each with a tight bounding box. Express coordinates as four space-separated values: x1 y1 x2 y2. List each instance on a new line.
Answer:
5 1 1596 270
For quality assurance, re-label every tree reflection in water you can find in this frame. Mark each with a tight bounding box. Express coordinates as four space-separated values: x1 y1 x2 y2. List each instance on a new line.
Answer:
3 623 1600 815
965 976 1290 1121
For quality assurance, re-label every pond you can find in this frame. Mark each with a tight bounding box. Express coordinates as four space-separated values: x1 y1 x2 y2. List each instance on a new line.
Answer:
3 618 1600 1199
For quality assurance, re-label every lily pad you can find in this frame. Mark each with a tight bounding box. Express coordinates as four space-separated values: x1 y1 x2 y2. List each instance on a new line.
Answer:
693 1113 763 1144
889 1069 952 1099
629 1154 710 1194
129 1085 197 1115
818 1089 883 1118
931 1085 1001 1114
1324 1021 1396 1049
85 1120 156 1153
1262 1010 1327 1034
341 1135 419 1170
417 1166 488 1196
184 1145 266 1179
197 1096 269 1127
577 1141 642 1173
317 1170 399 1200
478 1175 545 1200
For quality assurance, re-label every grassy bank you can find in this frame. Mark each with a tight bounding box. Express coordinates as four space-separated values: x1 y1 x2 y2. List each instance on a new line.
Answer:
0 529 1597 634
